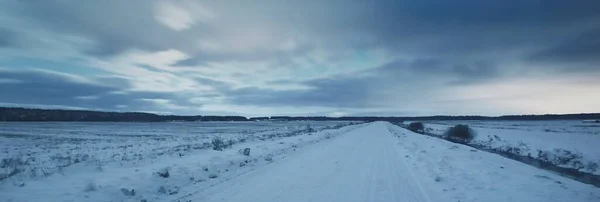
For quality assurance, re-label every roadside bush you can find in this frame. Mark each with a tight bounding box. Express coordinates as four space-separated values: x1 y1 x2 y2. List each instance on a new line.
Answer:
265 154 274 162
407 122 425 133
211 136 227 151
305 125 316 133
227 139 236 148
444 124 476 143
238 148 251 156
120 188 135 196
553 149 583 166
156 168 170 178
0 157 27 181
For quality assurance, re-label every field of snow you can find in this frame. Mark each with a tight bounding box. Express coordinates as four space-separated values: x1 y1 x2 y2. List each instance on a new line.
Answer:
0 121 361 202
1 121 599 202
175 122 599 202
387 122 600 202
416 120 600 175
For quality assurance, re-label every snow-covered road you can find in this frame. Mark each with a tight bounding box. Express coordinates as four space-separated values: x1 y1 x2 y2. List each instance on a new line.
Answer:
180 122 435 202
176 122 600 202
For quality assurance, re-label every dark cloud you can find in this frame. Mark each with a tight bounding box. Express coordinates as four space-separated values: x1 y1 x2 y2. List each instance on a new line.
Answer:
174 45 314 67
383 1 600 25
0 69 115 102
10 0 178 57
0 69 180 111
227 75 375 108
449 61 500 84
3 1 595 59
301 0 600 56
1 0 598 68
529 28 600 67
223 57 504 108
0 28 18 48
378 58 501 84
1 0 600 115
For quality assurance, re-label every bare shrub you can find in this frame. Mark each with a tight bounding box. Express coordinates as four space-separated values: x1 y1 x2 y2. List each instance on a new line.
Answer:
238 148 251 156
305 125 315 133
156 168 170 178
211 136 227 151
0 157 28 181
227 139 236 148
265 154 274 162
120 188 135 196
445 124 476 143
407 122 425 133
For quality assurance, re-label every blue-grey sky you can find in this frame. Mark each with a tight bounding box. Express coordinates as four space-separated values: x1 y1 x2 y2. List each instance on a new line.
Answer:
1 0 599 116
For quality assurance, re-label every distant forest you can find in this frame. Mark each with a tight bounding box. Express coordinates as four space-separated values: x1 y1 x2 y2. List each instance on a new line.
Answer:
0 107 247 122
1 107 599 122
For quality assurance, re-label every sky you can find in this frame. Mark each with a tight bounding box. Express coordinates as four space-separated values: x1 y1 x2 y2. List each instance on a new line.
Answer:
0 0 599 117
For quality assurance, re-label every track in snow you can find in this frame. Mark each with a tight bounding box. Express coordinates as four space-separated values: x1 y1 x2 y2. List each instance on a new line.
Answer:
178 122 435 202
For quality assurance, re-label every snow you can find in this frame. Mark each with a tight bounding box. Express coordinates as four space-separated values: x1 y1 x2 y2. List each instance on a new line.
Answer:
174 122 434 202
387 122 600 202
175 122 599 202
0 121 360 202
419 120 600 174
1 121 599 202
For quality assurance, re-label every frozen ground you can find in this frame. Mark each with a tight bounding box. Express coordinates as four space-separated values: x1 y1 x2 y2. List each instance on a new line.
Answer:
175 122 599 202
1 121 599 202
0 121 360 201
419 120 600 175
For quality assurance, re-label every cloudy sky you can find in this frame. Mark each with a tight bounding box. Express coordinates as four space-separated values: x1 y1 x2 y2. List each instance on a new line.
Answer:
1 0 599 117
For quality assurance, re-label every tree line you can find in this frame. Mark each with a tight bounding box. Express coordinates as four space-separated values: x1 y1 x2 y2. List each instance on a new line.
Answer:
0 107 247 122
1 107 599 122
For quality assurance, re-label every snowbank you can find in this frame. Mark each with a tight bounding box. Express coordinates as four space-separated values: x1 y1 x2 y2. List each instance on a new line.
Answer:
387 123 600 202
420 120 600 175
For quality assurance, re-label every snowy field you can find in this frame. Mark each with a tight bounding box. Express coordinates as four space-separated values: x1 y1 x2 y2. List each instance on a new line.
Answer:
0 121 361 202
1 121 599 202
418 120 600 175
386 122 600 202
175 122 599 202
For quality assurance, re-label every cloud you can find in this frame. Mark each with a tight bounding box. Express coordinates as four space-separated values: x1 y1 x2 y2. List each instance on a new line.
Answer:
0 78 23 84
0 68 116 106
0 68 195 113
9 0 177 57
154 1 196 31
1 0 600 116
153 0 214 31
0 28 18 48
529 28 600 67
227 76 374 108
